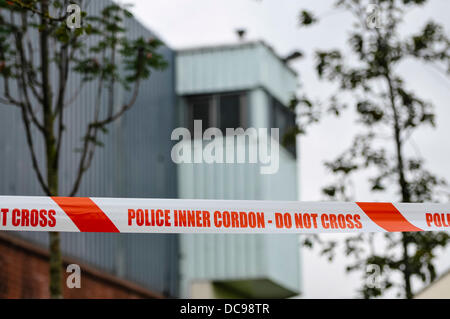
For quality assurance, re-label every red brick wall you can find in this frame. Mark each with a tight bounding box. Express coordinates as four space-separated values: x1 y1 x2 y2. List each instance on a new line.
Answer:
0 233 163 299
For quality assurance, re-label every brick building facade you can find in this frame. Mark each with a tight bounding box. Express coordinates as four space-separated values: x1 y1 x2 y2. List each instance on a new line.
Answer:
0 234 163 299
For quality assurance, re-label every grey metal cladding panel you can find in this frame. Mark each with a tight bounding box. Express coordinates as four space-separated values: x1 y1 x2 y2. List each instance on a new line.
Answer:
64 0 179 199
124 233 179 296
0 0 179 297
121 17 177 199
0 95 46 197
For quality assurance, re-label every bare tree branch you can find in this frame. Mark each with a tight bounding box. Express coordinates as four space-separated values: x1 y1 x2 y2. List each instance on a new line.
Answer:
19 103 50 195
7 0 69 23
14 29 45 132
90 81 140 128
69 79 140 197
55 40 71 165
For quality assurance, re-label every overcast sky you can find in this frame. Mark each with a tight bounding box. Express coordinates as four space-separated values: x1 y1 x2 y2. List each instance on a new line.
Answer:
126 0 450 298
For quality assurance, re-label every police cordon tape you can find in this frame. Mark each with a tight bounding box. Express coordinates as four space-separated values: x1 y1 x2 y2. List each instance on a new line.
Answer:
0 196 449 233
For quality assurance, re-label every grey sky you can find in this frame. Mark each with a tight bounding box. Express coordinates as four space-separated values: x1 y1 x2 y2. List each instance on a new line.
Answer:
126 0 450 298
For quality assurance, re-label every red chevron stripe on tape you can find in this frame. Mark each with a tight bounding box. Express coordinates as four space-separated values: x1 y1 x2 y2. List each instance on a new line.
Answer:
356 202 423 232
52 197 119 233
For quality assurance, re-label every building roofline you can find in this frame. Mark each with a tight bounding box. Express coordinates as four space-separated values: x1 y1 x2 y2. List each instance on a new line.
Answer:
176 40 298 77
124 6 172 49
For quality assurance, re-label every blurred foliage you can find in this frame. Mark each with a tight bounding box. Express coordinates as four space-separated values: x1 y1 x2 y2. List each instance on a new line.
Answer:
299 0 450 299
281 94 321 149
0 0 167 298
299 10 318 27
0 0 167 192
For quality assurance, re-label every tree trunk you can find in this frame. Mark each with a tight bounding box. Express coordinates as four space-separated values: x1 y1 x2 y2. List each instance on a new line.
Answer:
39 0 63 299
48 156 62 299
49 233 62 298
401 234 413 299
385 72 413 299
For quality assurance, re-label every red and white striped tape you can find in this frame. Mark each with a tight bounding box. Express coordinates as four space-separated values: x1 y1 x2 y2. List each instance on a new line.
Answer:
0 196 449 233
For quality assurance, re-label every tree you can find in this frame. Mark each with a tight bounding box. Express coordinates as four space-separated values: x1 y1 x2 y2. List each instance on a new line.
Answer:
299 0 450 298
0 0 167 298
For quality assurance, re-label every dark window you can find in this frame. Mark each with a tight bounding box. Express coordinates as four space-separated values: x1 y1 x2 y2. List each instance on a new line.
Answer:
188 96 212 135
271 97 297 157
219 94 241 132
185 92 246 136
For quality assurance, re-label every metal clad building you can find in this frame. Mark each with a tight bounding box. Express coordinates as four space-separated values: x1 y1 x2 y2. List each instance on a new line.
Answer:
1 3 302 300
175 42 301 298
0 0 179 297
